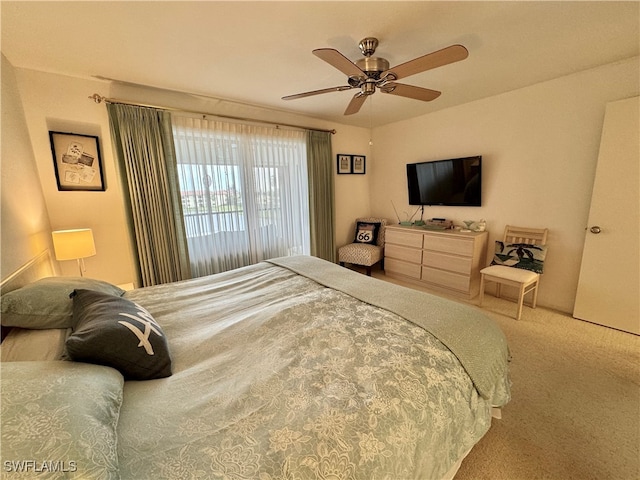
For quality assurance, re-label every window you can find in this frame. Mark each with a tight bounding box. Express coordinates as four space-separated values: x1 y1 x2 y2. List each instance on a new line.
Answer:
172 115 310 276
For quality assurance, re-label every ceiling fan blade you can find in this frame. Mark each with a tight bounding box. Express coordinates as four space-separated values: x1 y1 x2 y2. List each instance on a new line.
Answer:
313 48 365 78
344 93 368 115
383 44 468 80
381 83 441 102
282 85 355 100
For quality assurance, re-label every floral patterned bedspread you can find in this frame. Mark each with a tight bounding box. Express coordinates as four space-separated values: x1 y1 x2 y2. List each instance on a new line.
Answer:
119 259 510 480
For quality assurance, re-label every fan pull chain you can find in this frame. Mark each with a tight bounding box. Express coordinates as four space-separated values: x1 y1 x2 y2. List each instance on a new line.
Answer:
369 96 373 146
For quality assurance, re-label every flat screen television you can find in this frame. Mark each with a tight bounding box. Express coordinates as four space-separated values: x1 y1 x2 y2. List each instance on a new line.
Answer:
406 156 482 206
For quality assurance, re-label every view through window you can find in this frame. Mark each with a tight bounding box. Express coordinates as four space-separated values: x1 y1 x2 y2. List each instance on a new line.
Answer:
172 116 310 275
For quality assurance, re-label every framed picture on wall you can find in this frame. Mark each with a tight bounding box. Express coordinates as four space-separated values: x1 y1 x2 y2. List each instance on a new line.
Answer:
352 155 366 174
337 154 352 174
49 131 105 191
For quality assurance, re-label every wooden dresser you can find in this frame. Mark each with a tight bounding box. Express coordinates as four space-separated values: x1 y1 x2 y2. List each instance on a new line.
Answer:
384 225 489 299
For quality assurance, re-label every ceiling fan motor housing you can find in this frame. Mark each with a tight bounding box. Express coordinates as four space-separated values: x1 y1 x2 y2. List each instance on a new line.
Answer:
355 56 390 79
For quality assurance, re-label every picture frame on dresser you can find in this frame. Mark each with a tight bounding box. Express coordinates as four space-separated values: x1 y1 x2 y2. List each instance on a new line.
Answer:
49 131 105 191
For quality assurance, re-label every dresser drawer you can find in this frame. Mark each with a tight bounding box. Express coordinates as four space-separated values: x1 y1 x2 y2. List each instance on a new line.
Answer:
383 227 487 299
386 258 421 279
386 229 424 248
423 235 473 256
422 267 471 292
423 251 472 274
385 244 422 264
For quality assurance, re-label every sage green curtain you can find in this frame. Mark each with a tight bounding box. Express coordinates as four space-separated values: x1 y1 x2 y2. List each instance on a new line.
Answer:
306 130 335 262
108 103 191 286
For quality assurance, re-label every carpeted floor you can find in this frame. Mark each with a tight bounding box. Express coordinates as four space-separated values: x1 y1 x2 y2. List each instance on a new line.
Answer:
369 269 640 480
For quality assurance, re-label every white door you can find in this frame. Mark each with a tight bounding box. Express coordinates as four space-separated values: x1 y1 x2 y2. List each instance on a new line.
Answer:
573 96 639 335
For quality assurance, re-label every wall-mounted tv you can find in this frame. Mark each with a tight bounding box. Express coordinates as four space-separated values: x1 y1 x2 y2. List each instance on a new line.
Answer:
406 156 482 206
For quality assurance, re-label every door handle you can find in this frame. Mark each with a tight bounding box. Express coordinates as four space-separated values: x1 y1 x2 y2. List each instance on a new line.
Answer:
589 226 602 234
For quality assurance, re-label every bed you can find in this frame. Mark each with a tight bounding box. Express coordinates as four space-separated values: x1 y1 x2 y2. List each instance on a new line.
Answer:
1 252 510 480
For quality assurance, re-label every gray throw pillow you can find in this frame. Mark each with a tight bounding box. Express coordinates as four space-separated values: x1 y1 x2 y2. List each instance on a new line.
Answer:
1 277 125 329
66 289 172 380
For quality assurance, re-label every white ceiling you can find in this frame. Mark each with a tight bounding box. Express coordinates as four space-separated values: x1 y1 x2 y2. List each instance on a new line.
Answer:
2 1 638 128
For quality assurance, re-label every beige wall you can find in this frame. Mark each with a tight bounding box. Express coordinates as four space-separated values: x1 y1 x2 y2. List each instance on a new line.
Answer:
13 69 138 285
369 57 639 313
8 66 371 285
0 55 55 279
4 55 638 312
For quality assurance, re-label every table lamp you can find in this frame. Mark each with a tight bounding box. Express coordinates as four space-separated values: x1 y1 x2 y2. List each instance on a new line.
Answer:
52 228 96 276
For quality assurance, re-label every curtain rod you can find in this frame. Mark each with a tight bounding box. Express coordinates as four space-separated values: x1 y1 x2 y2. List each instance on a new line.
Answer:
88 94 336 135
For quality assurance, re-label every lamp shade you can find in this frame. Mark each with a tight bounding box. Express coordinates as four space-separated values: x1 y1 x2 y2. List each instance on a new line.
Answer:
52 229 96 261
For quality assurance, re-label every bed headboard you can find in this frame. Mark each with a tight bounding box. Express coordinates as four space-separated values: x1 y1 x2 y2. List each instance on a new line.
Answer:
1 249 55 295
1 250 56 341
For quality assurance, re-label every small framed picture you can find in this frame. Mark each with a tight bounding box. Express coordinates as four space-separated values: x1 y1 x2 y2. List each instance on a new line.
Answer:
49 131 105 191
352 155 366 174
337 154 352 174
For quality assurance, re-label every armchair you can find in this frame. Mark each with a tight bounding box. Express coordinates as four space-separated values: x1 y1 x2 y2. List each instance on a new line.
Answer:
338 217 387 276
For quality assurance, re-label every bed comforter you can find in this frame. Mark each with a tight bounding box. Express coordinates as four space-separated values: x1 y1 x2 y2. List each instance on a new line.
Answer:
1 256 510 480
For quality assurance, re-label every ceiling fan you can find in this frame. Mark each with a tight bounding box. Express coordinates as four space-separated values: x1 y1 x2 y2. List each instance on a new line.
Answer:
282 37 468 115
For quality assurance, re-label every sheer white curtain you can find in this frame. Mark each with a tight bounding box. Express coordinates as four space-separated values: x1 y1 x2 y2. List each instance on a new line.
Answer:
172 115 310 276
